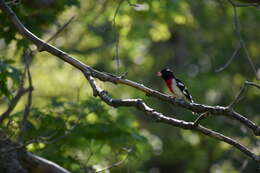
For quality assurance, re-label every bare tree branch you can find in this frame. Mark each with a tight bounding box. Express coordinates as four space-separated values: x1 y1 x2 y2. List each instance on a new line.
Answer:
218 2 259 79
83 74 260 162
193 111 210 126
19 49 33 142
245 81 260 89
0 87 32 124
0 0 259 163
94 150 130 173
0 0 259 134
126 0 139 7
5 0 20 6
0 130 72 173
227 0 260 7
112 0 124 74
0 53 33 125
228 81 260 107
231 5 259 80
46 15 75 44
239 159 249 172
20 151 72 173
215 43 241 72
1 1 258 135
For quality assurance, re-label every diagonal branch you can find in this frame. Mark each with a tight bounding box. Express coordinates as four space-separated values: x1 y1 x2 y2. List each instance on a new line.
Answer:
83 73 260 163
193 111 210 126
215 43 241 72
0 0 260 162
18 49 34 142
231 5 259 80
95 149 131 173
46 15 75 44
0 87 32 124
218 2 259 80
228 81 260 107
227 0 260 7
0 0 259 136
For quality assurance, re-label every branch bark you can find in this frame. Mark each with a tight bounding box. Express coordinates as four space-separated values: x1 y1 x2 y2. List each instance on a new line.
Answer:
0 87 32 124
0 0 259 167
0 130 71 173
0 0 259 136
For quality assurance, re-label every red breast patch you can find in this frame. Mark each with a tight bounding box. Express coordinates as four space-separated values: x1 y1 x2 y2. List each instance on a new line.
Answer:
165 79 175 95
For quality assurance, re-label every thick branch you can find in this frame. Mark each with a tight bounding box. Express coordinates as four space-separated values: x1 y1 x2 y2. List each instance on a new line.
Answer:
20 152 71 173
0 130 71 173
0 0 259 163
0 0 258 136
84 74 260 162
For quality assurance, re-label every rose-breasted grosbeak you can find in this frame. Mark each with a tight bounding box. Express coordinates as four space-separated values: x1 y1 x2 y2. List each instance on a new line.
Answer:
157 68 194 103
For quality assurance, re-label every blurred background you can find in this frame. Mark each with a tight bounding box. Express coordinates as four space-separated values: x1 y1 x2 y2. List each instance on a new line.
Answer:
0 0 260 172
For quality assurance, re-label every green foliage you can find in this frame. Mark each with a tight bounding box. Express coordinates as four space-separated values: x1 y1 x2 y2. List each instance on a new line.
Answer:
0 58 22 99
14 98 152 172
0 0 260 172
0 0 79 47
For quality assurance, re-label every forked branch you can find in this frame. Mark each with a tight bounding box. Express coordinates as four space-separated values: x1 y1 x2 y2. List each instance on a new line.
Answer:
0 0 259 163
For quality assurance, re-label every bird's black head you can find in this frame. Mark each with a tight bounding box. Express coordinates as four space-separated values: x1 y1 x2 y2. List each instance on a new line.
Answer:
157 68 175 80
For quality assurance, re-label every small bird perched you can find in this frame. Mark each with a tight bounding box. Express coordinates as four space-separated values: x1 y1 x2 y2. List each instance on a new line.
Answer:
157 68 194 103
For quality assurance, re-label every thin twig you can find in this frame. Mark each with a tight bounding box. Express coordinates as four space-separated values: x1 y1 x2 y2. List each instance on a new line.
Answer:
1 0 260 162
228 81 260 108
5 0 20 6
95 150 130 173
19 49 33 142
84 75 260 162
231 5 259 80
245 81 260 89
239 159 249 173
0 57 30 125
0 115 85 153
46 16 75 43
114 32 120 74
85 151 94 166
126 0 139 7
228 82 247 108
1 0 259 136
215 43 242 72
112 0 124 27
227 0 260 7
112 0 124 74
193 112 210 126
0 87 32 124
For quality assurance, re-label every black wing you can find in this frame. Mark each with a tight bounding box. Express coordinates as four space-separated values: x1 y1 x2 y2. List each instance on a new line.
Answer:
175 78 193 103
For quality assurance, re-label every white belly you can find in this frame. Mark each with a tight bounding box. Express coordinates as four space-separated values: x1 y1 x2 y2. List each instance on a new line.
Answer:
171 80 184 98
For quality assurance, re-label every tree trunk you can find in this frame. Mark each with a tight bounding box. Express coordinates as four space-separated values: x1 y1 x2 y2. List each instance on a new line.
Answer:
0 130 71 173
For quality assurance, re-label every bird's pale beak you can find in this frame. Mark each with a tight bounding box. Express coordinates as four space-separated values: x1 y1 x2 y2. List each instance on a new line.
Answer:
156 71 162 77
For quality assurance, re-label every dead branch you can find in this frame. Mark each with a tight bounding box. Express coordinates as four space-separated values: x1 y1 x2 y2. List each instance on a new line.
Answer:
94 150 130 173
46 15 75 44
215 43 241 72
19 49 33 142
193 112 210 126
1 0 258 135
0 0 259 164
227 0 260 7
231 4 259 80
84 73 260 162
228 81 260 107
20 151 72 173
0 87 32 124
